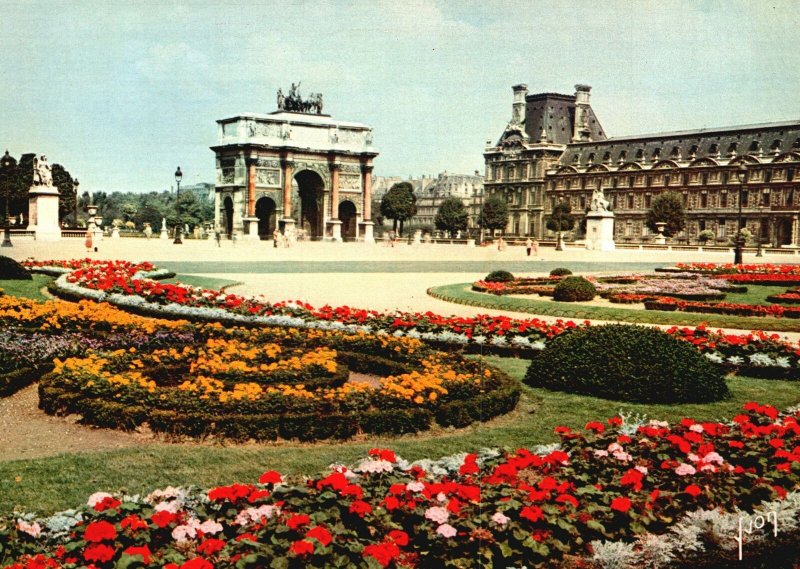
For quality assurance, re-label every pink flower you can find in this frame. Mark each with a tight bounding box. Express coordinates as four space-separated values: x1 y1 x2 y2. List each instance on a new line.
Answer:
436 523 458 538
675 463 697 476
593 449 609 458
689 424 704 433
492 512 509 525
424 506 450 524
703 452 724 465
16 520 41 538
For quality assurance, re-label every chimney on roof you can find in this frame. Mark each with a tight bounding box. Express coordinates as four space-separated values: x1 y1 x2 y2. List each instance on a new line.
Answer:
511 84 528 125
572 84 593 143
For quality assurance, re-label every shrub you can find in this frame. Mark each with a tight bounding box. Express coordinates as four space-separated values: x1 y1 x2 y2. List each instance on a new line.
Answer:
553 276 596 302
549 267 573 277
0 256 32 280
484 270 514 283
524 324 730 403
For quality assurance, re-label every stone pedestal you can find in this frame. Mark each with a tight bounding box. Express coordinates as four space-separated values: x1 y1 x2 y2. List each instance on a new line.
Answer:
111 227 120 239
413 229 422 245
360 220 375 243
160 218 169 240
244 216 260 240
467 238 475 247
585 212 616 251
27 185 61 241
327 219 342 242
281 218 297 242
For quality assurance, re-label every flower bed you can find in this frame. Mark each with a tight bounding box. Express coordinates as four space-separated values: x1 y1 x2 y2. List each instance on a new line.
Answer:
38 325 520 440
16 259 800 377
2 402 799 568
768 289 800 304
663 262 800 276
645 297 800 320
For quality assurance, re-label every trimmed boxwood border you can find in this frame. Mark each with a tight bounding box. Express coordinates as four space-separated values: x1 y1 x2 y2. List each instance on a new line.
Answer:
0 366 49 397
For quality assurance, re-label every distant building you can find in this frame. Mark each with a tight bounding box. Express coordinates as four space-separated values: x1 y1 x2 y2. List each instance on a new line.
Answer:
414 171 484 232
485 83 800 245
372 175 435 198
182 183 215 202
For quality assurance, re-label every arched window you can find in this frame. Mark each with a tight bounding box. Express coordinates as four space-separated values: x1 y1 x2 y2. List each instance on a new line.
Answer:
749 140 761 153
651 148 661 161
670 146 681 159
603 151 611 164
708 143 719 156
727 142 738 156
635 149 644 161
587 152 595 164
617 150 627 163
688 144 698 158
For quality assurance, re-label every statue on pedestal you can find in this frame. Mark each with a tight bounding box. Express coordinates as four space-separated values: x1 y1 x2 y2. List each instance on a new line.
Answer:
32 155 53 187
589 187 609 213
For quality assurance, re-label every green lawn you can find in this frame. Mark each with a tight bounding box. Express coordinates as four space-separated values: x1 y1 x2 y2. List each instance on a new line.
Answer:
429 283 800 331
160 274 242 290
0 274 54 302
1 355 798 515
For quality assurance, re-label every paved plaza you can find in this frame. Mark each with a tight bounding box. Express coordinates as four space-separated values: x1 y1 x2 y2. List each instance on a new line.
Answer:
5 237 799 338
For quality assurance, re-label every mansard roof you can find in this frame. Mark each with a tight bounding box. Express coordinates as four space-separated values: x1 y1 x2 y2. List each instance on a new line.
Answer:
523 92 606 145
561 120 800 168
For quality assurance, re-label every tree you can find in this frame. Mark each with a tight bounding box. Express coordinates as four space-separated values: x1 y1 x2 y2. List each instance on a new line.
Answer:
379 182 417 236
51 163 76 224
646 192 685 237
546 199 574 251
434 197 468 237
479 195 509 233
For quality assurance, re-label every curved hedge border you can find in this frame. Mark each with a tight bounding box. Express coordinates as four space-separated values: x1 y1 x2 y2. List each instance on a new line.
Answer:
427 282 800 332
38 326 520 441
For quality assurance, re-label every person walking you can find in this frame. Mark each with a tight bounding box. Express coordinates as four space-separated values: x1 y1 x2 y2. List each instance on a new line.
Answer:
532 238 539 256
84 229 93 252
273 227 280 248
215 230 222 247
525 236 532 257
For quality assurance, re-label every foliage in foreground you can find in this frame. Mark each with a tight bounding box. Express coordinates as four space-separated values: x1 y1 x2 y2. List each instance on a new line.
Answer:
1 403 799 568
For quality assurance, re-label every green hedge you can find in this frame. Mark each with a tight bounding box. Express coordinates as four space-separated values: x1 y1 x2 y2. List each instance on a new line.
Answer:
525 324 730 404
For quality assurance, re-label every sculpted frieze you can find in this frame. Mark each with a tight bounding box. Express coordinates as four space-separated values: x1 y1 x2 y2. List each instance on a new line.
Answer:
256 169 280 186
339 174 362 191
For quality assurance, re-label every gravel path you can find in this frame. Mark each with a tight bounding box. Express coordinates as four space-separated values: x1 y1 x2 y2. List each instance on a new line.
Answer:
0 385 154 462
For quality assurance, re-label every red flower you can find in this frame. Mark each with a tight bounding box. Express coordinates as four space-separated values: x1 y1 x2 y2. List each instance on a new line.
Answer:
306 526 333 547
520 505 544 523
120 515 148 531
93 496 121 512
151 510 178 528
349 500 373 517
620 468 644 491
383 496 400 511
287 514 311 530
388 530 409 546
123 545 151 564
290 540 314 556
610 496 632 513
84 544 116 563
181 559 214 569
728 440 745 449
585 421 605 434
556 494 579 508
685 484 702 498
607 416 623 427
258 470 282 484
84 520 117 542
459 453 479 476
368 448 396 463
197 538 227 555
363 542 401 567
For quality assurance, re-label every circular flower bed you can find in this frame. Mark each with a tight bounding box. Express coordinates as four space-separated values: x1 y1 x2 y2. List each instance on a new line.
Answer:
38 326 520 441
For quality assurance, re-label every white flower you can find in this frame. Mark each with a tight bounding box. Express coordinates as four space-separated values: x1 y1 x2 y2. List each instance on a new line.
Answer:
594 449 609 458
675 463 696 476
86 492 114 507
490 336 508 346
16 520 41 538
425 506 450 524
406 481 425 493
749 353 776 367
775 356 792 368
702 452 724 465
355 459 394 474
492 512 509 525
727 355 744 365
688 424 704 433
530 340 547 350
436 523 457 538
704 352 724 364
199 520 223 535
154 500 180 513
473 335 487 345
635 465 648 475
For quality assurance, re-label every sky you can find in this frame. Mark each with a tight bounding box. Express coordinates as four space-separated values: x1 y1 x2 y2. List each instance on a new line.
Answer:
1 0 799 193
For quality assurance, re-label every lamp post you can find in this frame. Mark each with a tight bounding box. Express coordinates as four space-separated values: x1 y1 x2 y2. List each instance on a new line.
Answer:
476 186 485 245
554 197 565 251
173 166 183 244
73 179 79 229
734 163 747 264
0 151 14 247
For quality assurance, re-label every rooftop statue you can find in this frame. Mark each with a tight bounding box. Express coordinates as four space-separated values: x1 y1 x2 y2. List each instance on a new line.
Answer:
278 84 324 114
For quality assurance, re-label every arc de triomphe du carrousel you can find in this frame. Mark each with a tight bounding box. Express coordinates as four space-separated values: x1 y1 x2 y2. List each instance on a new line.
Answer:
211 84 378 243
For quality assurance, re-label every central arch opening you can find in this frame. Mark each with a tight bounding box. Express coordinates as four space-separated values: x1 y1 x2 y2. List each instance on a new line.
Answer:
294 170 325 240
338 200 357 241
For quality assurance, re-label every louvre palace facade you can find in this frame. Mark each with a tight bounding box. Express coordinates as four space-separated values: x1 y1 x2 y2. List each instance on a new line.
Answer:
484 84 800 246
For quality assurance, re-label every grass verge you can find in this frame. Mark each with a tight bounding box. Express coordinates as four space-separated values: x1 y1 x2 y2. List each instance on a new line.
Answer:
0 274 54 302
428 283 800 332
1 355 798 515
160 274 243 290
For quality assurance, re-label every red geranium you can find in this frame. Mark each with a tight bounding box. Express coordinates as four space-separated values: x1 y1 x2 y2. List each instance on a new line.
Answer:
290 540 314 556
83 544 115 563
84 520 117 542
305 526 333 547
610 496 632 513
